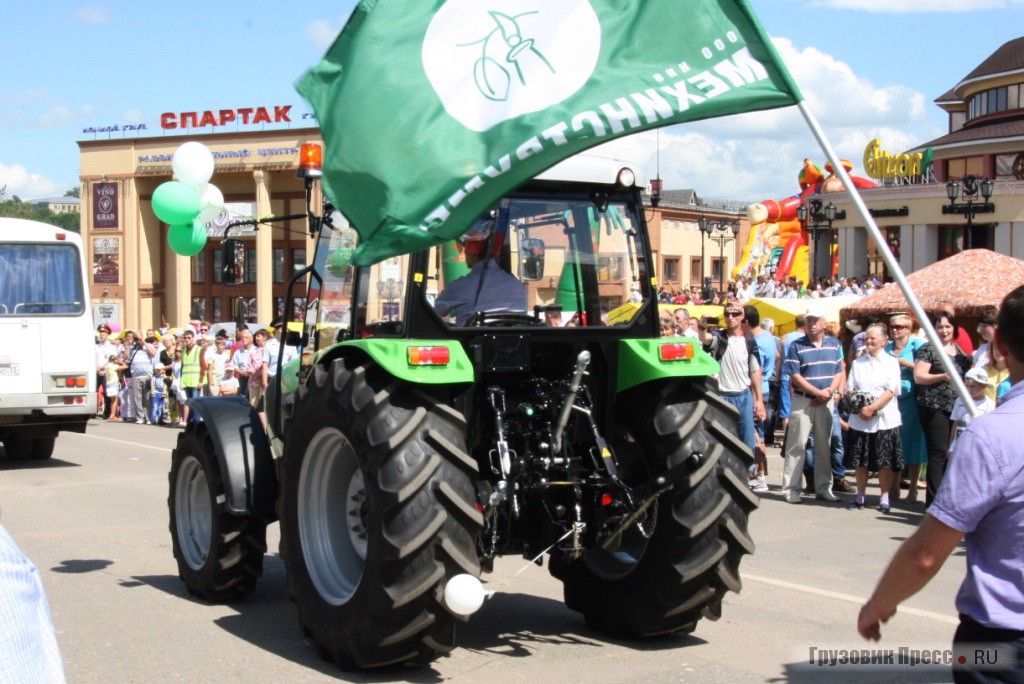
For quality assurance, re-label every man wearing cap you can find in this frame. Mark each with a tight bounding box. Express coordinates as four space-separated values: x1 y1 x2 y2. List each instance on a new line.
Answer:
95 324 117 417
698 302 766 461
434 217 526 326
780 304 845 503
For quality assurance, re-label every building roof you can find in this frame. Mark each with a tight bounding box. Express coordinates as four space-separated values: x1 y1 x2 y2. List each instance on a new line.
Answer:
914 113 1024 152
659 189 699 207
958 36 1024 88
937 36 1024 104
30 196 81 205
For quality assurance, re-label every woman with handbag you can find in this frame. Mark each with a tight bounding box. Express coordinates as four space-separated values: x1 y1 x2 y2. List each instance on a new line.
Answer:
913 310 972 506
845 323 903 513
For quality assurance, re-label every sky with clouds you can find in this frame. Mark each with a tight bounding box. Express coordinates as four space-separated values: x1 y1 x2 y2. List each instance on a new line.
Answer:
1 0 1021 208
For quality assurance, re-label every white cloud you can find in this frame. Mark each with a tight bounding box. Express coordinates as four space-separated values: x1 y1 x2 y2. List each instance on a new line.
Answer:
591 38 938 204
121 109 145 124
808 0 1022 11
74 4 110 24
0 163 62 200
307 18 344 52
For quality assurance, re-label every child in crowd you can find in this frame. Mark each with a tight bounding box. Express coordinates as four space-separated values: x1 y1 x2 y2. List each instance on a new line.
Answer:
218 364 240 397
948 366 996 455
104 355 126 420
150 373 167 425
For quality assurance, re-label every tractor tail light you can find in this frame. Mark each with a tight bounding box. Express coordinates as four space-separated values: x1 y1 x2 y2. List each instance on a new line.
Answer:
408 346 450 367
659 342 695 361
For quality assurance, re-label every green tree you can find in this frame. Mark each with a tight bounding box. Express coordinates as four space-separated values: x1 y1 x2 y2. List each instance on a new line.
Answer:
64 187 80 198
0 195 81 232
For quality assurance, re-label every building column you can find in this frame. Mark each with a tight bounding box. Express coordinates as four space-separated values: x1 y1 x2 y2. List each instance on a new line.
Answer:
837 226 868 278
909 224 938 273
254 170 273 323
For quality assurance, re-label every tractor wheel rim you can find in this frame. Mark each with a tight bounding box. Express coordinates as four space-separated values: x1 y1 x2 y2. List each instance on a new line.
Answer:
175 455 212 570
298 428 365 606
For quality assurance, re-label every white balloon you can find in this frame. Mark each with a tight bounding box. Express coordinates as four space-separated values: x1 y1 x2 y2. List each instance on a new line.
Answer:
443 574 488 616
196 183 225 224
173 141 215 186
199 183 224 211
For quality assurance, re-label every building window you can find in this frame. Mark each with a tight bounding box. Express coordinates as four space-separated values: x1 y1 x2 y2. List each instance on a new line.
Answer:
273 248 285 283
292 248 307 278
212 297 222 323
938 226 965 259
190 297 206 321
231 297 257 323
212 249 223 284
191 254 206 284
711 258 724 286
663 257 679 284
996 153 1024 178
245 249 257 283
691 257 702 284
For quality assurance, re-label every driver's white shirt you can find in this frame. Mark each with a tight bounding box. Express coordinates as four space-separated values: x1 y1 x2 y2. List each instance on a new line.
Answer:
434 259 527 326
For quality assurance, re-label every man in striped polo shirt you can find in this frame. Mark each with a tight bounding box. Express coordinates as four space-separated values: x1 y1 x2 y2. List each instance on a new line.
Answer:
780 305 845 503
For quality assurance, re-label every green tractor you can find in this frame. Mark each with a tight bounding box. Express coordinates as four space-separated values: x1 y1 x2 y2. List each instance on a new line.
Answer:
168 154 757 669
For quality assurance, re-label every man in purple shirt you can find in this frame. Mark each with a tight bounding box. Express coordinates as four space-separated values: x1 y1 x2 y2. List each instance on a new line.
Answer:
858 284 1024 683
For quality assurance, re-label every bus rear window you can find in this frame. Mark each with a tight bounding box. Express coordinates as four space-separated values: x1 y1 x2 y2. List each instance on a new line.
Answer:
0 243 85 316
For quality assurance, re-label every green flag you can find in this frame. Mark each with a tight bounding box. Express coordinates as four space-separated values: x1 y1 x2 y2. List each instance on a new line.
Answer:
297 0 802 265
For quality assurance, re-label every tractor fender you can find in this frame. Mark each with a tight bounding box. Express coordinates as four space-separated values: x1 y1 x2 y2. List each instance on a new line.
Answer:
188 396 278 519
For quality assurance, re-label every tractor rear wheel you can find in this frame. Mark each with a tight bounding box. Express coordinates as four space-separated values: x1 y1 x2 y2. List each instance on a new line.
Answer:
551 380 758 637
278 357 482 669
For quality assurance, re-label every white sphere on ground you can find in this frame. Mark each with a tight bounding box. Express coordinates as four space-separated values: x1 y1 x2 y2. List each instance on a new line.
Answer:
443 574 487 616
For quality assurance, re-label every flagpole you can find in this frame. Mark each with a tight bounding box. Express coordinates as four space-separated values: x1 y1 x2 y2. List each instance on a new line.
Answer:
796 101 979 418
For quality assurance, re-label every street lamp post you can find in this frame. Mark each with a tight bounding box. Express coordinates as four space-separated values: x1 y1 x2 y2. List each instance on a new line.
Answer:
703 219 741 294
698 215 710 291
945 175 995 250
797 200 837 286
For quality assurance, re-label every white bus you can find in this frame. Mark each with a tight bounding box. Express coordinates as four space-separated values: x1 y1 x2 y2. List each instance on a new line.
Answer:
0 218 96 460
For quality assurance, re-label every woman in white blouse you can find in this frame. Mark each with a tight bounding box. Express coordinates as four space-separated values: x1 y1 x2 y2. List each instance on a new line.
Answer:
845 323 904 513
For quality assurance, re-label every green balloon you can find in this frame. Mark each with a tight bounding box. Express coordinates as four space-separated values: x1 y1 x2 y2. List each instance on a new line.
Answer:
327 246 354 277
167 221 207 257
152 181 201 226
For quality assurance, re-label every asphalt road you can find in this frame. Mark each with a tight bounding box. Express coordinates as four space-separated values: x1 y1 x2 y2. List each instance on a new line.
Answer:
1 419 967 683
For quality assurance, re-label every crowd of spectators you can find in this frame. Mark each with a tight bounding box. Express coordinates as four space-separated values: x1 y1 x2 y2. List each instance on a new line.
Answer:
94 319 299 428
656 273 886 306
660 295 1009 514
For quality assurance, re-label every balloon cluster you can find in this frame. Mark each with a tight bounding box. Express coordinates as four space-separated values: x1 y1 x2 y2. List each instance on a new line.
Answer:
152 142 225 256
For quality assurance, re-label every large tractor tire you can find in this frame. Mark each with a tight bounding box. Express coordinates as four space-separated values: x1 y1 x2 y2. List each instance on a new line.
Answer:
169 423 268 601
550 379 758 637
278 357 482 670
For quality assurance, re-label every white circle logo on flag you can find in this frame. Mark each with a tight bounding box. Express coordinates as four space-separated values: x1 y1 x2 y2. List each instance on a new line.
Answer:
423 1 601 132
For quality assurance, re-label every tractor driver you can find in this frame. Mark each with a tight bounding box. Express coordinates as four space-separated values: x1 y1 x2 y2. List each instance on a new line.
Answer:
434 217 527 326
